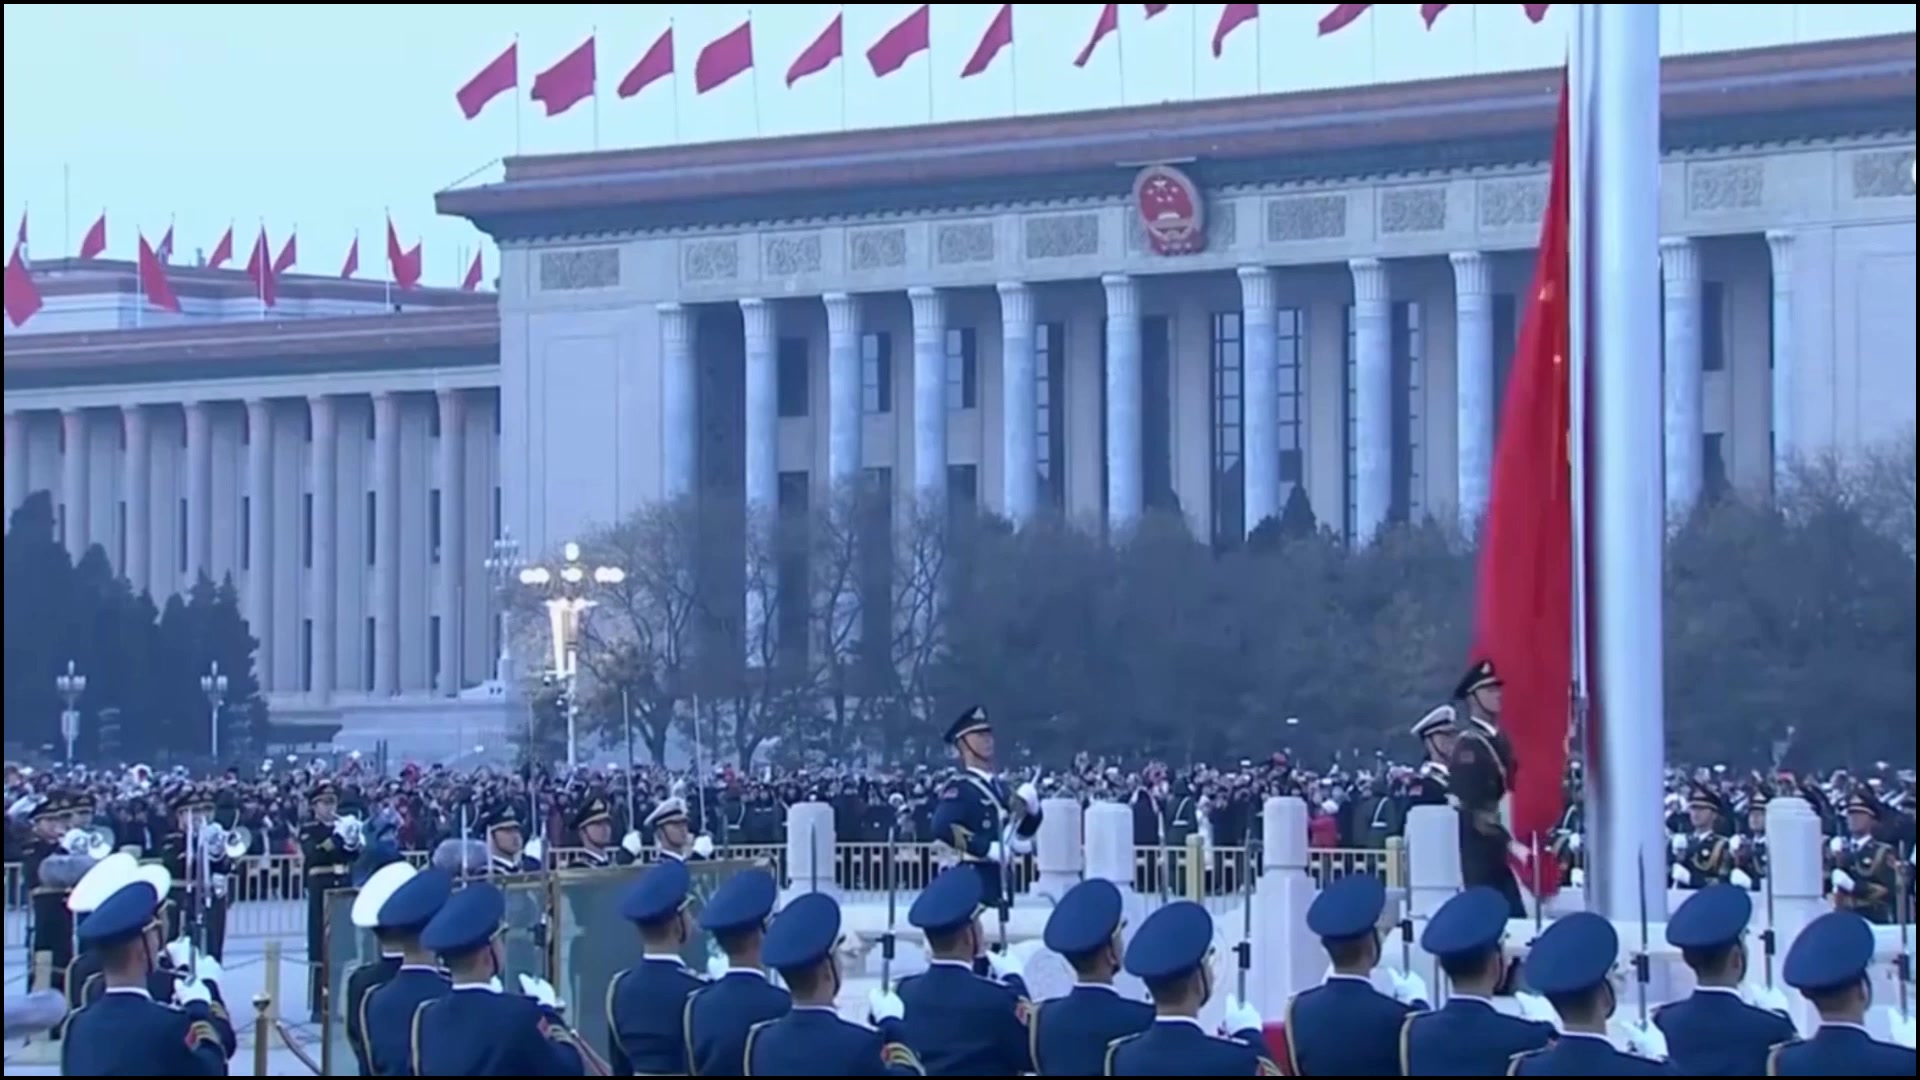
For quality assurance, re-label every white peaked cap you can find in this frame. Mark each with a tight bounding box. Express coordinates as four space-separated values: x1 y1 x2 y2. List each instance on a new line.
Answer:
68 852 139 914
136 863 172 899
351 862 418 929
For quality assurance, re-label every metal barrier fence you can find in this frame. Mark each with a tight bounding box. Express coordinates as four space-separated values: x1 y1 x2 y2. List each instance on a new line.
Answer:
4 838 1399 949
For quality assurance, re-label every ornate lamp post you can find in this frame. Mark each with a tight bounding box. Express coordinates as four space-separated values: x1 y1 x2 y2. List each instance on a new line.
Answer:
55 661 87 764
201 661 229 760
518 541 626 768
483 530 523 686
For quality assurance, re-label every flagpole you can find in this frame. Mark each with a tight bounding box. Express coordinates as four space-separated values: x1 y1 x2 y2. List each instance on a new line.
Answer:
669 19 683 144
514 33 525 156
134 228 145 329
1570 2 1596 913
1007 6 1018 115
591 25 602 151
1117 7 1128 107
838 7 848 133
257 218 268 320
1188 6 1199 101
749 8 764 136
924 9 936 124
61 164 70 259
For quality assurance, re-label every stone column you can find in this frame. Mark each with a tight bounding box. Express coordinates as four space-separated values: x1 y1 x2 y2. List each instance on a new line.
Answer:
658 302 697 502
60 409 89 560
184 400 213 582
1101 273 1143 531
244 399 272 690
1238 266 1280 535
436 389 466 696
308 395 338 703
741 298 778 518
1660 236 1704 518
373 392 402 696
1348 257 1393 545
1033 797 1083 902
1765 230 1795 492
824 292 862 498
1450 250 1495 530
908 286 949 513
121 406 151 596
3 412 23 522
997 281 1039 525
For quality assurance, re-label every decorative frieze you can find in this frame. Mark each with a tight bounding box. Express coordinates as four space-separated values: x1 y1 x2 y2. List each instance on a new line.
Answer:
1477 178 1546 230
682 238 740 282
1688 162 1764 212
849 227 907 271
1266 194 1346 243
764 233 823 277
1023 213 1100 259
935 221 995 265
1850 148 1917 199
537 248 620 291
1379 187 1447 234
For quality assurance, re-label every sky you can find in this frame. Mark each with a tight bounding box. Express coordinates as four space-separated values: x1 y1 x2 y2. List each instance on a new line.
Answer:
4 4 1911 290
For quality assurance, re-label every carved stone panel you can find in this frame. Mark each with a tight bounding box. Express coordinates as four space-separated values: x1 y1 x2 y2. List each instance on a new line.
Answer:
1266 194 1347 243
682 239 740 283
849 227 907 271
1850 148 1917 199
1023 213 1101 260
935 221 995 265
1380 187 1446 234
764 233 823 277
1688 162 1764 213
537 248 620 291
1478 178 1547 230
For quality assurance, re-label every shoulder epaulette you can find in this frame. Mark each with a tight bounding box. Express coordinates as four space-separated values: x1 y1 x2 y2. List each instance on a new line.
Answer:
1506 1046 1548 1076
1103 1032 1143 1077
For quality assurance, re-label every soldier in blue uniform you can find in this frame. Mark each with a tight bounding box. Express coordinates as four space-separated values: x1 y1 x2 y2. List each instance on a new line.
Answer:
896 864 1035 1074
1285 874 1429 1075
485 802 544 874
1766 910 1916 1075
743 891 925 1075
60 875 231 1076
363 867 454 1076
1655 883 1796 1074
345 849 413 1075
684 868 791 1075
607 857 709 1074
1030 877 1153 1074
1103 899 1278 1075
410 881 587 1075
1400 886 1554 1074
928 705 1042 971
1503 912 1672 1075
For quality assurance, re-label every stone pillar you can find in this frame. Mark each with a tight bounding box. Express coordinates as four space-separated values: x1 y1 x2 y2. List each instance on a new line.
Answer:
1450 250 1495 529
997 281 1038 525
1101 273 1143 531
1032 796 1082 902
1404 804 1465 919
908 286 948 512
1252 797 1317 1018
782 801 838 901
308 395 338 703
122 406 151 596
1765 230 1795 492
1660 236 1704 518
436 389 466 696
1348 257 1392 545
373 392 402 696
184 400 213 583
3 412 23 522
824 292 862 497
741 298 778 519
1083 801 1137 887
658 302 697 502
244 399 272 691
1238 266 1280 535
1763 797 1825 1035
60 408 89 561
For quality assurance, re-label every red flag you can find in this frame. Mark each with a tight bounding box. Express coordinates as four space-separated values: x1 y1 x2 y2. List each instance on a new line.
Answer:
340 235 360 279
1212 4 1257 57
1075 4 1119 68
78 213 107 259
273 232 297 275
788 13 843 86
961 5 1013 78
246 228 278 308
155 223 175 262
1472 77 1572 900
1318 3 1370 35
619 27 674 98
1421 3 1450 26
461 249 484 292
3 247 41 327
458 42 519 120
1425 3 1548 26
207 226 234 270
696 21 754 93
137 234 181 313
1144 3 1168 15
867 5 928 78
1524 4 1551 22
387 218 422 289
532 37 596 117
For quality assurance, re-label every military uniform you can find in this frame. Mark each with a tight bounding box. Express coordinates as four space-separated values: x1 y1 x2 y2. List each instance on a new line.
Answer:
649 796 713 863
608 858 708 1074
1507 913 1674 1075
363 868 455 1076
1732 789 1771 892
301 780 359 1023
344 849 417 1074
1104 901 1278 1076
1032 879 1152 1075
1767 911 1915 1075
160 788 232 961
895 865 1034 1075
1445 661 1526 917
746 892 924 1075
24 794 76 995
1401 887 1554 1074
1284 875 1424 1075
484 801 544 874
1655 884 1796 1075
564 795 637 869
412 881 587 1075
1673 786 1733 891
685 869 790 1075
1829 791 1899 924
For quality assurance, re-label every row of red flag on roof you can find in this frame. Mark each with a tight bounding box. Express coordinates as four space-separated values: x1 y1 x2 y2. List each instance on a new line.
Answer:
457 3 1550 119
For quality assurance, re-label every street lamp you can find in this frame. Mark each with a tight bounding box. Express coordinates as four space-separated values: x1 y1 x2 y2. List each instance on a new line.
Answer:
519 540 626 768
201 661 229 761
483 530 522 686
55 661 87 764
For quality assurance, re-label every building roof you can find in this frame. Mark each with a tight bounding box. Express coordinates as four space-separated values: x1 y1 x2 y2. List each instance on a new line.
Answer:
20 257 494 309
439 33 1915 239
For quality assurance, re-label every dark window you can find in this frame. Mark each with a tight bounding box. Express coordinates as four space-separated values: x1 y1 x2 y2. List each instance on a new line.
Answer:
364 617 377 691
302 493 314 568
777 337 810 418
776 471 811 664
1035 322 1067 510
858 466 894 687
947 463 978 520
429 406 441 439
177 498 188 573
240 496 251 570
945 327 978 410
365 491 377 566
429 616 443 688
1491 292 1519 428
57 503 66 546
1701 280 1726 372
1210 310 1245 545
300 619 314 692
861 332 892 414
1277 307 1305 491
429 488 443 564
1703 432 1730 502
117 501 128 571
302 408 313 442
1343 300 1425 538
492 486 502 540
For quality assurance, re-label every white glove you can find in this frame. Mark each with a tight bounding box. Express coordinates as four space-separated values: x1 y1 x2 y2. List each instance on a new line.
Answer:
986 841 1004 864
486 976 504 994
1015 782 1039 809
1670 863 1689 888
192 955 225 986
1830 868 1855 893
517 973 563 1012
706 953 729 981
1728 834 1746 853
1668 833 1688 857
164 936 193 970
173 977 212 1008
332 818 355 841
1826 836 1846 856
1743 983 1791 1017
1221 993 1262 1034
1569 867 1586 889
1005 829 1036 857
1568 833 1582 852
1513 991 1558 1025
1387 969 1429 1006
692 834 715 859
868 987 905 1023
987 949 1025 982
1622 1018 1669 1060
1731 869 1754 890
620 830 644 857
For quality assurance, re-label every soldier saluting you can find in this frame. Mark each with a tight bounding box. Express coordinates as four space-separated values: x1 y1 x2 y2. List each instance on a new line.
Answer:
1445 660 1527 918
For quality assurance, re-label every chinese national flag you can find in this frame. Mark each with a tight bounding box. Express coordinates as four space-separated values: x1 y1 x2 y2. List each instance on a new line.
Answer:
1471 76 1572 899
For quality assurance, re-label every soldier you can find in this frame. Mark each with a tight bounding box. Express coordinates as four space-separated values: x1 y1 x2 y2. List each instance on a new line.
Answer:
607 857 709 1074
1730 788 1770 891
1671 785 1733 891
159 787 231 961
1445 660 1527 917
1400 886 1554 1074
1102 900 1276 1076
1655 884 1796 1075
684 868 791 1075
565 794 642 869
928 706 1042 972
1828 790 1899 924
411 882 588 1075
1030 878 1153 1075
1406 707 1455 809
648 797 716 862
480 801 541 874
301 780 360 1023
362 868 454 1076
1283 874 1428 1074
896 865 1034 1074
1767 911 1916 1075
743 891 924 1075
345 859 415 1076
1506 912 1673 1075
23 792 75 995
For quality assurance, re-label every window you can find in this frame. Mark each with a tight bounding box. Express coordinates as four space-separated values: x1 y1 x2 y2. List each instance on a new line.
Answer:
177 498 189 573
57 503 66 546
857 466 894 686
429 407 441 439
240 496 251 570
1210 311 1246 545
364 617 377 691
365 491 377 566
1035 322 1066 510
1277 308 1305 495
1703 432 1730 502
300 619 314 693
776 471 811 663
492 486 503 541
1142 316 1174 513
1701 280 1727 372
302 493 314 568
429 488 442 564
1491 292 1519 427
117 501 127 571
945 327 978 410
429 616 443 688
777 337 810 418
947 463 978 519
861 332 892 414
1343 300 1425 538
302 408 313 443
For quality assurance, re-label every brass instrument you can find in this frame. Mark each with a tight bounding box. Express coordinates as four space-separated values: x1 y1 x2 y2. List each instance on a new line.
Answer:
62 825 117 860
332 813 366 851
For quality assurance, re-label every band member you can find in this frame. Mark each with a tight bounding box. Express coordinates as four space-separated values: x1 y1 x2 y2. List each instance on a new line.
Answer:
60 874 229 1075
1283 874 1427 1074
24 792 75 995
1030 878 1152 1075
345 860 415 1076
684 869 790 1075
647 797 715 862
745 891 923 1075
1400 887 1554 1074
1446 660 1527 918
565 795 641 869
484 802 542 874
1103 900 1277 1076
160 787 231 961
1731 788 1770 890
1828 790 1899 924
1655 884 1796 1075
1768 911 1916 1075
1671 785 1733 891
301 780 359 1023
411 882 587 1075
1507 913 1672 1074
896 865 1034 1074
929 707 1042 960
362 868 454 1076
607 857 708 1073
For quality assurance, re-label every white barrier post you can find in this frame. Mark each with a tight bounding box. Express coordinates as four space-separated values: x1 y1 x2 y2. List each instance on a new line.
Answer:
783 800 838 903
1763 796 1825 1035
1246 796 1314 1020
1033 797 1083 903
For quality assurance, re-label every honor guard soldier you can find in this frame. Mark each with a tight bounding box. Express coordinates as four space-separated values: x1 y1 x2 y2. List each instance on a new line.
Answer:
1671 785 1732 891
1446 661 1528 918
1030 878 1152 1075
607 857 709 1074
60 873 231 1076
161 786 231 960
485 802 544 874
897 864 1035 1075
346 858 417 1075
1828 790 1899 924
1655 884 1796 1075
684 868 791 1075
1767 910 1916 1075
1103 900 1278 1076
648 797 716 862
929 706 1043 970
567 794 643 868
1506 912 1674 1075
1407 707 1456 809
302 780 360 1022
362 868 454 1076
63 851 141 1010
1284 874 1429 1075
24 792 75 994
1400 886 1554 1075
744 891 925 1075
1730 788 1770 891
